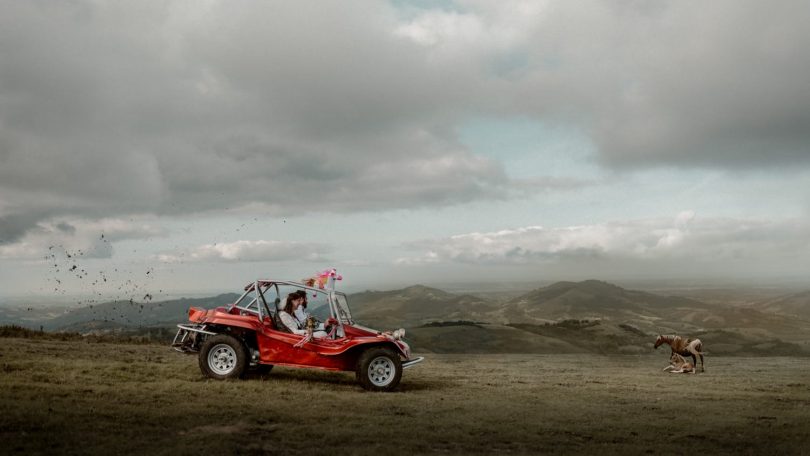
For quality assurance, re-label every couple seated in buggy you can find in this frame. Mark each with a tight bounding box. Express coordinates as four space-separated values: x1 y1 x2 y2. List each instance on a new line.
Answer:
277 289 332 340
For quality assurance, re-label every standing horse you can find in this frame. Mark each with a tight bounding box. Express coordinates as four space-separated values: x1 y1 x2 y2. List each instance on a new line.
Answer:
654 334 705 372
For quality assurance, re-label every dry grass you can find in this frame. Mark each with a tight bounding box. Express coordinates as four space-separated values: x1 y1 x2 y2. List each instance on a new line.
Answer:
2 337 810 455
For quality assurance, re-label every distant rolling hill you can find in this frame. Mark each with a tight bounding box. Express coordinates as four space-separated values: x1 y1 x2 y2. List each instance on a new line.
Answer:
349 285 498 329
0 304 69 328
475 280 810 343
41 294 240 331
348 280 810 356
59 319 131 332
754 291 810 320
8 280 810 355
406 322 590 354
489 279 708 325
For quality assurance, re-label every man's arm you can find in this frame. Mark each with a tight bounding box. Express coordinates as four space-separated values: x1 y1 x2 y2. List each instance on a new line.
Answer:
279 312 307 335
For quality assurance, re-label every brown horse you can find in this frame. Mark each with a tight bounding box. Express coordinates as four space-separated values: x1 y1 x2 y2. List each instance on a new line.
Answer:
654 334 705 372
662 352 696 374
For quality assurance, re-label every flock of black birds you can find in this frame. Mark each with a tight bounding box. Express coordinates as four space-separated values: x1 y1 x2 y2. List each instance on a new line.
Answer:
41 234 164 327
28 215 283 328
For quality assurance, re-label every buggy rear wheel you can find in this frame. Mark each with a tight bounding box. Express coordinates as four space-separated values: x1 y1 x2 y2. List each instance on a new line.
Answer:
356 347 402 392
199 334 247 380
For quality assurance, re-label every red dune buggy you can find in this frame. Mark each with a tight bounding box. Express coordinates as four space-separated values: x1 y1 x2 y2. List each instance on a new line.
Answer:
172 278 423 391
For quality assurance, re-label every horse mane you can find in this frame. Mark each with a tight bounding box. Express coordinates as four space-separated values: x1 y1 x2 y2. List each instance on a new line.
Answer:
655 334 676 347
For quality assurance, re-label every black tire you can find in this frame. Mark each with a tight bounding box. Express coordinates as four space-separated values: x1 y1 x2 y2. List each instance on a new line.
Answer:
199 334 248 380
356 347 402 392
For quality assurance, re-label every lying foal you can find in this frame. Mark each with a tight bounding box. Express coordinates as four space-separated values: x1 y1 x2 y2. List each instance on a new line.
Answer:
662 353 695 374
654 334 705 372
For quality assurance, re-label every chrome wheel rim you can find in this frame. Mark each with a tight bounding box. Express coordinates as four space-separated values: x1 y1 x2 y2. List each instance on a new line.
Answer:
208 344 237 375
368 356 396 387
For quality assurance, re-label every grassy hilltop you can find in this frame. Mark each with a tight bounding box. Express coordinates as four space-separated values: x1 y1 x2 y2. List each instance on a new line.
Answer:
2 333 810 455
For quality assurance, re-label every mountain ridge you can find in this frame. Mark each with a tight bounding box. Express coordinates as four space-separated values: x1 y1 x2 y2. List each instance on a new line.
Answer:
8 280 810 356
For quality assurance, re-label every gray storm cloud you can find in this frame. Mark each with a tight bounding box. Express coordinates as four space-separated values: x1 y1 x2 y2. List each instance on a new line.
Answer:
578 2 810 168
0 1 510 242
1 1 809 243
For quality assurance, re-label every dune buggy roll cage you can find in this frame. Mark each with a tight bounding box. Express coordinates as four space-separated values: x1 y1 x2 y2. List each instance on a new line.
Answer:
232 280 354 326
172 279 356 351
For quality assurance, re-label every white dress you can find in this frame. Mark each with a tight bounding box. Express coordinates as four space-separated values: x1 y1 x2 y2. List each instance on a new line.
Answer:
279 310 328 339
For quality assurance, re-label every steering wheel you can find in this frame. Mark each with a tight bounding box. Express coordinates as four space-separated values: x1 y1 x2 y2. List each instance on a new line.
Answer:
321 317 337 337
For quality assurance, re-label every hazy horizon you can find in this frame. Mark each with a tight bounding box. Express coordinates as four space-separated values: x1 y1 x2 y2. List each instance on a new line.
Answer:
3 275 809 310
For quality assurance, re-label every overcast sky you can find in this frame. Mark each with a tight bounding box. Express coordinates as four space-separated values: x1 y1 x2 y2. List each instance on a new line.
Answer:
2 1 809 301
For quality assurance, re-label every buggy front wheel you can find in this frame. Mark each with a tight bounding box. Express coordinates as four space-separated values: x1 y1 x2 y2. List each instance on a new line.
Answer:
199 334 248 380
356 347 402 392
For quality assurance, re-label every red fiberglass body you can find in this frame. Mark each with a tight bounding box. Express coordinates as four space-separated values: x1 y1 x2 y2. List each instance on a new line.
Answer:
186 304 413 371
174 276 423 392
